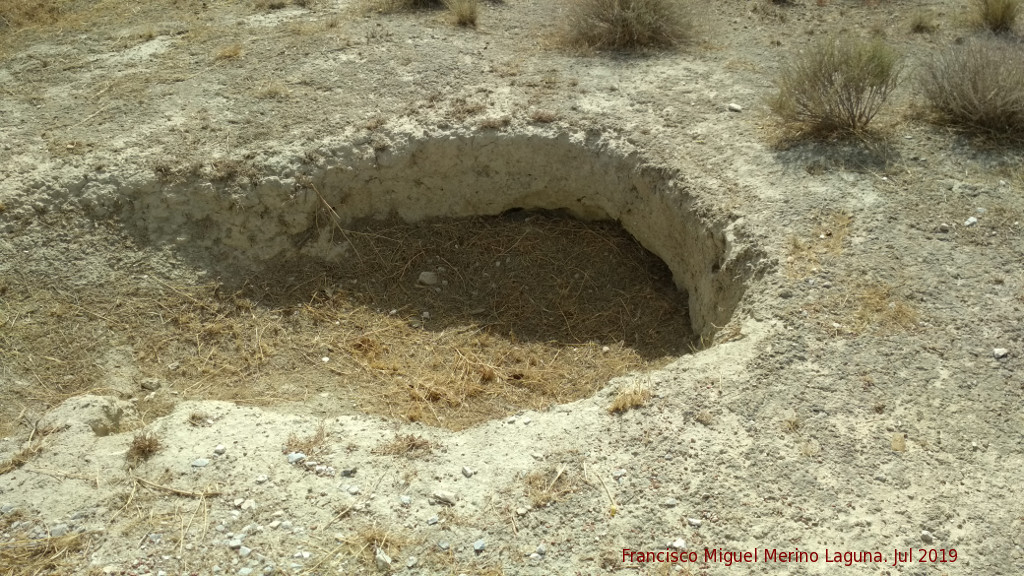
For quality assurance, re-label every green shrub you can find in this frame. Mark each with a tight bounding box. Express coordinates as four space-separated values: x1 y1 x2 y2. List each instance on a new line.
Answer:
563 0 698 50
770 36 901 135
920 38 1024 136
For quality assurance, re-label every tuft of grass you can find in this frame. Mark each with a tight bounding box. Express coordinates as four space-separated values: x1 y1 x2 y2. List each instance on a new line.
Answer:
445 0 477 26
909 10 939 33
769 36 901 136
607 382 651 414
372 434 434 457
562 0 699 50
284 422 332 460
214 43 243 60
188 411 212 427
0 533 89 576
126 431 162 466
524 464 582 507
919 38 1024 137
852 283 918 332
695 410 713 426
973 0 1019 33
529 109 559 123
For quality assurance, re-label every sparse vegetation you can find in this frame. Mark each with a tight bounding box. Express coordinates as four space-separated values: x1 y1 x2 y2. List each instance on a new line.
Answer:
973 0 1019 33
607 382 651 414
88 405 125 437
188 411 212 427
695 410 713 426
0 532 89 576
909 10 939 33
563 0 699 50
284 422 332 460
126 431 162 465
770 36 901 135
446 0 477 26
0 0 63 29
920 38 1024 137
529 109 559 123
524 464 582 507
372 433 434 457
214 43 243 60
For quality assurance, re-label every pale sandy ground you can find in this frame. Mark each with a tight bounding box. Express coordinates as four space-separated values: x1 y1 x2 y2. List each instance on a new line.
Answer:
1 0 1022 575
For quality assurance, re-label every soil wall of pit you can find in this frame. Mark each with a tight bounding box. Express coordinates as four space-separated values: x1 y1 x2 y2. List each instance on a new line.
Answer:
30 131 759 338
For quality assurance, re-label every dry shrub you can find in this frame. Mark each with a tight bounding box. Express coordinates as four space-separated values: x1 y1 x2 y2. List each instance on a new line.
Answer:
214 43 243 60
909 10 938 33
974 0 1019 33
920 38 1024 137
607 382 651 414
563 0 699 50
372 434 434 457
445 0 477 26
770 36 900 135
126 431 162 465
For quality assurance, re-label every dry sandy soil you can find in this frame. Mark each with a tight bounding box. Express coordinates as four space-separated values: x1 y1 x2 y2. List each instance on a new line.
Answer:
1 0 1023 575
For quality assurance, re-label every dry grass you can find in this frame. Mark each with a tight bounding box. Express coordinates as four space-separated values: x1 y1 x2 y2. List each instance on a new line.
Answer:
770 36 900 136
909 10 939 33
0 0 62 29
920 38 1024 138
973 0 1019 33
0 442 43 476
529 109 559 123
562 0 699 50
0 533 89 576
852 283 919 332
445 0 477 27
126 431 162 466
785 210 853 278
373 0 444 13
187 411 212 427
0 213 688 431
607 381 651 414
372 434 434 457
284 422 332 460
891 432 907 452
337 524 409 570
214 43 243 61
695 410 713 426
524 464 583 507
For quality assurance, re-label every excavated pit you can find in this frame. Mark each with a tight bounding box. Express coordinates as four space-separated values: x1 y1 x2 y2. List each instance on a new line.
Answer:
3 131 758 429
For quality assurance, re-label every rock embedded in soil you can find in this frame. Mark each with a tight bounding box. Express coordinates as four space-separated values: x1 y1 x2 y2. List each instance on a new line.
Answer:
192 458 211 468
418 271 440 286
993 348 1009 359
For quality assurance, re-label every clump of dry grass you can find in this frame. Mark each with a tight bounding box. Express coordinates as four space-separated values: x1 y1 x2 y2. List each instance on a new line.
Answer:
0 0 62 29
372 434 434 458
126 431 162 466
0 441 43 476
0 533 89 576
188 411 212 427
524 464 582 507
920 38 1024 137
782 415 803 433
445 0 477 26
214 43 243 60
607 382 651 414
373 0 444 12
338 524 408 571
695 410 713 426
852 283 918 332
973 0 1019 33
529 109 559 123
284 422 332 460
909 10 939 33
770 36 900 136
562 0 699 50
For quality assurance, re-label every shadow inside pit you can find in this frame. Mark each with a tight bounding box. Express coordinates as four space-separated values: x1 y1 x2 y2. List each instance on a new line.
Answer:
219 211 694 361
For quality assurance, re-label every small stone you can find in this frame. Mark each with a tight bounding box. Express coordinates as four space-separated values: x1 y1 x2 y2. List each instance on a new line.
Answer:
241 499 256 510
340 467 357 477
432 491 457 505
964 216 978 227
521 417 531 425
255 475 268 484
728 103 742 112
461 467 475 478
670 538 686 550
529 553 541 561
427 515 439 525
663 498 679 508
238 569 253 576
778 288 793 299
268 521 281 529
287 452 306 464
937 223 950 233
438 540 450 551
49 524 69 538
473 539 486 553
536 544 546 556
400 495 412 506
280 521 293 530
418 271 440 286
214 445 226 455
516 507 528 516
406 556 418 568
612 469 627 480
921 530 934 544
994 348 1009 359
0 505 15 514
375 548 392 570
147 533 162 544
140 378 162 391
239 546 252 557
687 518 702 528
228 538 243 549
347 486 360 495
192 458 211 468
